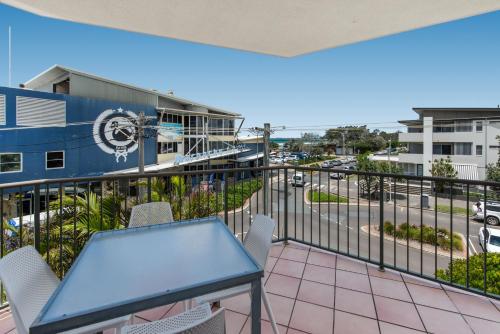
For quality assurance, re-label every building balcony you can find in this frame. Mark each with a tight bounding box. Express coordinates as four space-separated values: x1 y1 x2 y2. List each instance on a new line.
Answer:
0 166 499 333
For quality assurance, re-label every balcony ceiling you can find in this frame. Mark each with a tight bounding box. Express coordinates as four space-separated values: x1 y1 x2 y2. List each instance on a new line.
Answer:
2 0 500 57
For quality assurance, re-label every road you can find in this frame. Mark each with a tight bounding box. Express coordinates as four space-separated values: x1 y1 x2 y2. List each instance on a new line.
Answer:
225 169 498 278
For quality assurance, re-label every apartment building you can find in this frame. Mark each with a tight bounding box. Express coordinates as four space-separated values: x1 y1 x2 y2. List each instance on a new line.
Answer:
398 107 500 180
0 65 254 184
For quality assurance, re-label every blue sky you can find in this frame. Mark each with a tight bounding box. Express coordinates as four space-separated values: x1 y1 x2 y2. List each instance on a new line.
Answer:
0 4 499 137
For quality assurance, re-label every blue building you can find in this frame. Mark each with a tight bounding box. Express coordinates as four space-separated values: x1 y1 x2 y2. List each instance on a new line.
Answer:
0 86 156 184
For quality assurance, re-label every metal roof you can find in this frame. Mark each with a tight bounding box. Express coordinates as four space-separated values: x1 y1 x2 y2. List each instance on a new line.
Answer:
23 64 240 116
3 0 500 57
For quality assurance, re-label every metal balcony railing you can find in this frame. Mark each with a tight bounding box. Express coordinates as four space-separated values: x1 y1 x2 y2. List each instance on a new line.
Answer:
0 166 499 307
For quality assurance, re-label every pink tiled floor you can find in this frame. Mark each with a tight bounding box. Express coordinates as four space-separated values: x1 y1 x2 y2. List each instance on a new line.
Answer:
1 241 499 334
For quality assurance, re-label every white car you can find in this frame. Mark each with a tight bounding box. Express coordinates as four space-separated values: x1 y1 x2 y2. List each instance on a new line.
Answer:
291 173 305 187
472 201 500 226
478 227 500 253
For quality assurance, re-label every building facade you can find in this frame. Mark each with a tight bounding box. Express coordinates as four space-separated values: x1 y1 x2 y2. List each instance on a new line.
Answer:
0 86 157 184
398 107 500 180
1 65 260 185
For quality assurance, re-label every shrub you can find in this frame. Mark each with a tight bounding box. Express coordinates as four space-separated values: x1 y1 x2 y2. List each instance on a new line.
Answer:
436 253 500 295
383 222 462 251
383 221 394 235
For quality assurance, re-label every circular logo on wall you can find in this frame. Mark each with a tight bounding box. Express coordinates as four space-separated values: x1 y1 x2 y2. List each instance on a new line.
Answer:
93 108 138 162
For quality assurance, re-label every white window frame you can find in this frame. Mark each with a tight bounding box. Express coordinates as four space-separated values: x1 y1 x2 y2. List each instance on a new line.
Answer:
0 153 23 174
45 150 65 170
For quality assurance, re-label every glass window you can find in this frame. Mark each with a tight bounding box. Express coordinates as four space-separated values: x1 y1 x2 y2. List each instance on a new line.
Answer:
476 121 483 132
433 144 453 155
455 120 472 132
408 143 423 154
46 151 64 169
476 145 483 156
433 121 454 133
454 143 472 155
0 153 22 173
407 127 423 133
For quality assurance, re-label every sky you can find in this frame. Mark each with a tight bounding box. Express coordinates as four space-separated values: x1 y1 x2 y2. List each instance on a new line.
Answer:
0 4 499 137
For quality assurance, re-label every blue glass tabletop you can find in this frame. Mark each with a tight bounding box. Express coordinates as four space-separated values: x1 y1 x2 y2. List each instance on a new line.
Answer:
32 217 262 332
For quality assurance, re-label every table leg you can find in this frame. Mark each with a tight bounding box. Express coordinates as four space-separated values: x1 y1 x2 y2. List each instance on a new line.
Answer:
251 279 262 334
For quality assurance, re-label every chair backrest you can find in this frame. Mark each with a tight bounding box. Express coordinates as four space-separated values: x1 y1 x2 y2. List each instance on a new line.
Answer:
0 246 60 334
183 307 225 334
243 214 276 269
129 202 174 228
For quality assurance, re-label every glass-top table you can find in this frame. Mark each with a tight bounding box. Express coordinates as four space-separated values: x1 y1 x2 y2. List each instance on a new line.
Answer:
30 216 263 334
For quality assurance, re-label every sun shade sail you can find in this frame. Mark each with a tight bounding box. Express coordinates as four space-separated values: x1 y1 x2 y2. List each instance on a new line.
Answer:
2 0 500 56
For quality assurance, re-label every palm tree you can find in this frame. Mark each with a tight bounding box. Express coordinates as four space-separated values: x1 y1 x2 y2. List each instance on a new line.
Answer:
45 191 126 274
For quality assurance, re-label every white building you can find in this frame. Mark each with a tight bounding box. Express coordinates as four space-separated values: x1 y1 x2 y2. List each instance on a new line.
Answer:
398 107 500 180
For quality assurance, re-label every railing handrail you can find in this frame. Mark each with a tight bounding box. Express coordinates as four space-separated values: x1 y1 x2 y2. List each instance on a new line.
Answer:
2 165 500 189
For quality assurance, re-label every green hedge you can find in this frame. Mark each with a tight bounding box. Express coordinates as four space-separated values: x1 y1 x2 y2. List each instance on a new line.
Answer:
383 221 463 251
308 190 348 203
437 253 500 296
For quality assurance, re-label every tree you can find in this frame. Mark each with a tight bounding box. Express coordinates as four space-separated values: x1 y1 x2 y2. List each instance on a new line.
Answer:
430 157 457 193
436 253 500 295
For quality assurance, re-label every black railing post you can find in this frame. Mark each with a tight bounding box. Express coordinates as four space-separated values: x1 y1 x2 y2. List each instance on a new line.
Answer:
147 176 152 203
379 175 385 272
224 172 229 225
284 168 289 243
34 184 41 252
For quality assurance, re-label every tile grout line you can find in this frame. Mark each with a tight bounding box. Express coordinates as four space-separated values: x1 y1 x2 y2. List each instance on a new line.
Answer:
400 272 428 333
364 263 382 334
441 287 480 333
331 250 337 334
286 245 312 333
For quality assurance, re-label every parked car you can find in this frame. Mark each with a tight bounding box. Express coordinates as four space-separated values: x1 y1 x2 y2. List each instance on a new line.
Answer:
472 201 500 226
478 227 500 253
321 161 332 168
291 173 306 187
330 160 342 166
330 172 344 179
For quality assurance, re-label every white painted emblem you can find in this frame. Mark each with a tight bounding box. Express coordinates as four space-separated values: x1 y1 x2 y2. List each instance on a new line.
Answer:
93 108 138 162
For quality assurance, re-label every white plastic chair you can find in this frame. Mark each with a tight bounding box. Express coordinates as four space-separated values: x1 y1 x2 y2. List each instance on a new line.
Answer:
129 202 174 228
195 214 278 334
0 246 130 334
121 303 225 334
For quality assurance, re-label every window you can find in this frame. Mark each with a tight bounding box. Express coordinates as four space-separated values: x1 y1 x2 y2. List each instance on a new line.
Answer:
454 143 472 155
408 143 423 154
0 153 22 173
433 121 454 133
455 120 472 132
433 144 452 155
476 145 483 156
476 121 483 132
407 127 423 133
46 151 64 169
157 142 178 154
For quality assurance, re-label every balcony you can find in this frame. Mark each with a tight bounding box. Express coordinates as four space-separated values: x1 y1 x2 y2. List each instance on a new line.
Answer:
0 166 499 333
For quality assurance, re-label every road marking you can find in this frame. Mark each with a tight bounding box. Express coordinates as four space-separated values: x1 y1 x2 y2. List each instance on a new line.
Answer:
468 238 478 255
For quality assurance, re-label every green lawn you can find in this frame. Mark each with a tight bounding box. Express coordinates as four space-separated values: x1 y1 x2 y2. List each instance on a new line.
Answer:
435 204 468 216
308 190 348 203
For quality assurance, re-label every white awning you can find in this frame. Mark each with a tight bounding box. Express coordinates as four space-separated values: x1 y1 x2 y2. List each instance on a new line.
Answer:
236 152 264 162
107 147 249 174
452 163 479 181
2 1 499 56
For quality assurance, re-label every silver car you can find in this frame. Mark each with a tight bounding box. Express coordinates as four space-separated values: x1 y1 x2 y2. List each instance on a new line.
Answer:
472 201 500 226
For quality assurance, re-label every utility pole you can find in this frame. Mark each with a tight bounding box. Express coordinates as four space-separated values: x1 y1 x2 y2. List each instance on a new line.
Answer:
388 139 392 201
137 112 146 174
8 26 12 87
263 123 271 215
